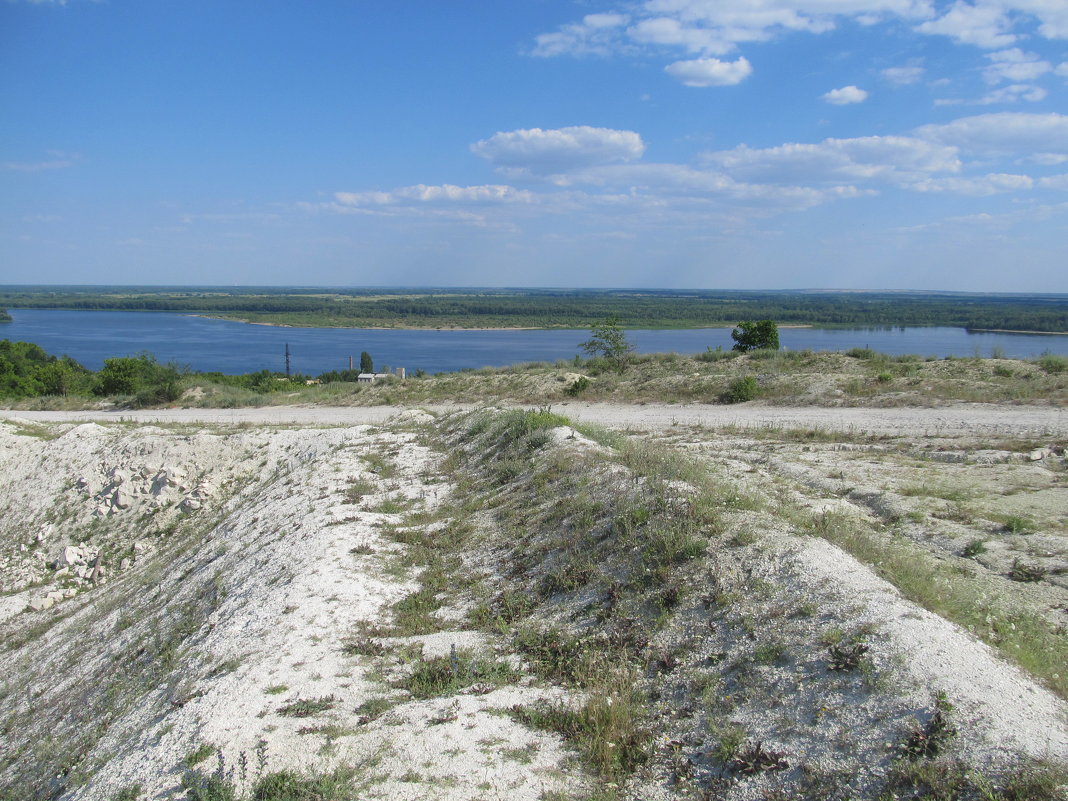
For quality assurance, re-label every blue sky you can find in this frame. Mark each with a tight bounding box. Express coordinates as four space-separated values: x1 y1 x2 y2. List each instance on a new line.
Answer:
2 0 1067 291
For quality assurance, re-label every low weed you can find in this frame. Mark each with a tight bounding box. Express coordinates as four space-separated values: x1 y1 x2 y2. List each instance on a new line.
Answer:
275 695 337 718
400 645 520 699
183 743 216 768
806 511 1068 698
900 692 957 760
1001 515 1035 535
509 670 648 782
1036 354 1067 374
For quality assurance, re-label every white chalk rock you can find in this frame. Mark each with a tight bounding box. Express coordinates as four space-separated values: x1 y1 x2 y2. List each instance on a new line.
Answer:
112 489 131 510
27 596 55 612
58 545 85 567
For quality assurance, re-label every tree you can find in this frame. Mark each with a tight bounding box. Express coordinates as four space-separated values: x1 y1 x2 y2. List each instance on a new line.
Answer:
579 315 634 369
731 320 779 352
360 351 374 373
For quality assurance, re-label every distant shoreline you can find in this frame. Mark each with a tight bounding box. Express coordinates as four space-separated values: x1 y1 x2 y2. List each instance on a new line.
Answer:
189 314 817 332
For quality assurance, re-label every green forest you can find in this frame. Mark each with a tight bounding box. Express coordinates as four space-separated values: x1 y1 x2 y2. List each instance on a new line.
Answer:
0 287 1066 332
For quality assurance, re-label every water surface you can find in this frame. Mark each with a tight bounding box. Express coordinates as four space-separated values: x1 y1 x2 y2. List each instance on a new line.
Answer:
3 309 1066 375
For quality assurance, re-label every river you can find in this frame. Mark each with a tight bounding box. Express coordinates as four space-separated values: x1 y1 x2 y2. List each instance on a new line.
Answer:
3 309 1067 375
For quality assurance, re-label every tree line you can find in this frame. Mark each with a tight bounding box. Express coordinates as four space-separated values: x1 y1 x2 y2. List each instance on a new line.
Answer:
0 289 1064 332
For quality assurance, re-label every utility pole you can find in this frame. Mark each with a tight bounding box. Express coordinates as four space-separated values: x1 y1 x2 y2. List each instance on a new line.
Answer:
285 343 291 378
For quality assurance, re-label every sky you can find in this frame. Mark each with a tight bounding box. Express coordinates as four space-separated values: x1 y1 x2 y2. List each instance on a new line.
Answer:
1 0 1067 291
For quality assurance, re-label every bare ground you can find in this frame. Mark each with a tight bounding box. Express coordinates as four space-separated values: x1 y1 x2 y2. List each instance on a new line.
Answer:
1 401 1066 799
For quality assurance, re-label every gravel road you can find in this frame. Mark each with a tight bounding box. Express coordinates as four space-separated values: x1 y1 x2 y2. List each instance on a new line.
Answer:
3 401 1065 439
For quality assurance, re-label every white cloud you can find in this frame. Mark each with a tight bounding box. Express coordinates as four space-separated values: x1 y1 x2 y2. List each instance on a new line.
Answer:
533 1 936 61
470 126 645 176
915 2 1016 47
1023 152 1068 165
704 135 961 184
1 150 79 172
531 13 629 57
983 48 1052 83
916 112 1068 154
910 172 1034 195
822 85 869 104
1039 174 1068 189
1056 62 1068 78
882 65 925 84
975 83 1047 104
334 185 536 207
664 56 752 86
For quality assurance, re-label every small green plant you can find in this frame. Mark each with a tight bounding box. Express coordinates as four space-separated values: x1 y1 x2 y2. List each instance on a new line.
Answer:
401 645 519 699
356 697 394 725
509 672 649 781
564 376 591 396
845 347 877 359
709 723 747 762
720 375 759 404
341 637 388 657
110 786 143 801
1002 515 1035 535
344 478 375 504
276 695 337 717
827 641 869 671
1008 558 1046 583
901 692 957 760
183 743 215 768
264 684 288 695
1036 354 1067 374
961 539 987 558
753 640 787 665
730 741 789 774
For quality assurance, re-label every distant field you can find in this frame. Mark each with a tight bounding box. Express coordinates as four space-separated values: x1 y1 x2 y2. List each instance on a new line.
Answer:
1 286 1066 332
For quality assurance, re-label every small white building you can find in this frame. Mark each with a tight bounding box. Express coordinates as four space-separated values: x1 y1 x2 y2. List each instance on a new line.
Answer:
357 369 405 383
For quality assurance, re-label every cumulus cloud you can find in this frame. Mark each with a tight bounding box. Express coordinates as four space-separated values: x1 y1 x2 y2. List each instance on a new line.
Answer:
537 1 935 59
531 13 629 57
910 172 1034 195
822 85 869 104
882 65 925 84
915 112 1068 155
915 2 1016 47
664 56 752 86
975 83 1047 104
983 48 1052 83
704 135 960 185
470 126 645 176
1039 174 1068 189
333 185 535 206
2 150 79 172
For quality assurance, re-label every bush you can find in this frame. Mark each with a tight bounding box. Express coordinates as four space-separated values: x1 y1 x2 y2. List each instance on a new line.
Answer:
1036 354 1067 374
95 352 184 403
579 315 634 370
730 320 779 352
720 376 759 404
565 376 591 396
845 347 877 359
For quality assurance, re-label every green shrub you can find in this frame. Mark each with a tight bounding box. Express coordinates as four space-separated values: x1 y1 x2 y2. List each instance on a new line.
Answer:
845 347 877 359
1036 354 1067 374
720 375 759 404
564 376 590 396
730 320 779 352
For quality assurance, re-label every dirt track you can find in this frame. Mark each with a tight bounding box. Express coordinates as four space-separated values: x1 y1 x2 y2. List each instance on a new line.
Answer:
3 401 1066 439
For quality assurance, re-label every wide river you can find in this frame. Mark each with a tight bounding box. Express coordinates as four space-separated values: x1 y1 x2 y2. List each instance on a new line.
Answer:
4 309 1068 375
